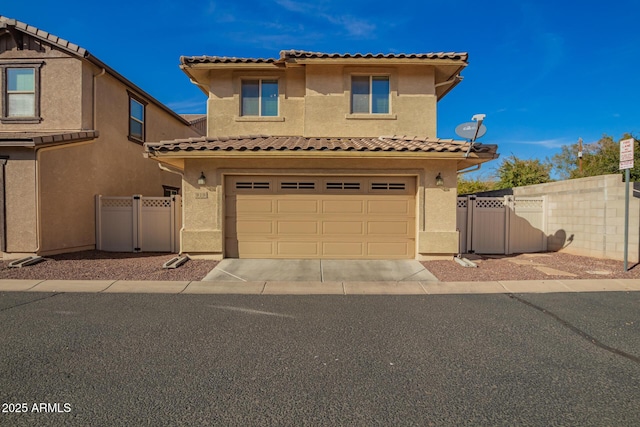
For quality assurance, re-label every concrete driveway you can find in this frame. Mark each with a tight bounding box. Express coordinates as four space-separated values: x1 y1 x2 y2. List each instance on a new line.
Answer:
202 259 439 282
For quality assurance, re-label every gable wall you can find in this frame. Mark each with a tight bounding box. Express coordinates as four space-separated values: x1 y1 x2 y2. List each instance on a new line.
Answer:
0 33 83 131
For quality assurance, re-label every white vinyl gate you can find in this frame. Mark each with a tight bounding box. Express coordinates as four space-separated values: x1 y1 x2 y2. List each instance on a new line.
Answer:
95 195 181 253
457 195 546 254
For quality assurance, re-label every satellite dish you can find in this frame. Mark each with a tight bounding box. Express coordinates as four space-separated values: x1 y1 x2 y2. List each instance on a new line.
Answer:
455 122 487 140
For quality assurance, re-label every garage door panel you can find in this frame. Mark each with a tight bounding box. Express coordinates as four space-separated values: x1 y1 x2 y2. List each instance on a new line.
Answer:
322 200 364 214
368 221 409 235
323 242 364 257
277 221 318 235
277 199 318 213
367 199 412 215
237 240 274 256
323 221 364 235
236 220 273 234
278 241 319 256
368 242 411 257
237 199 274 213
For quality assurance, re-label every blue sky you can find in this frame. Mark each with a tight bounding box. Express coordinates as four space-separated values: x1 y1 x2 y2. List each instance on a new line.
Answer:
3 1 639 178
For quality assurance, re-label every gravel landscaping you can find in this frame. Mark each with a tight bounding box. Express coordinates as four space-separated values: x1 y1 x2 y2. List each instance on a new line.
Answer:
1 250 639 282
0 251 218 281
423 252 640 282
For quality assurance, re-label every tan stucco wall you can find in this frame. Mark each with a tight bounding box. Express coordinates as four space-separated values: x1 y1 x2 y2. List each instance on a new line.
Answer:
3 149 37 253
90 68 189 197
38 142 96 253
304 64 437 137
511 174 640 263
179 157 458 258
205 64 437 138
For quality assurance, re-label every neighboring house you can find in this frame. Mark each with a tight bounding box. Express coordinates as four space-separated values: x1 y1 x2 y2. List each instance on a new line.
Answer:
144 50 499 260
0 16 201 258
181 114 207 136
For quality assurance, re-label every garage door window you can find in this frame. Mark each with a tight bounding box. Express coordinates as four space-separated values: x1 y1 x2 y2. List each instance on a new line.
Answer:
280 182 315 190
326 182 361 190
371 182 406 191
235 181 270 190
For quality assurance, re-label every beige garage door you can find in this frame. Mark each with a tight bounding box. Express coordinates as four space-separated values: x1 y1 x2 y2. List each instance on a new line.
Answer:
225 176 416 259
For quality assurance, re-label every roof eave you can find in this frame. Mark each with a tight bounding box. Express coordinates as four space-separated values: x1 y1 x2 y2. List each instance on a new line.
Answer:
0 130 99 148
145 149 498 162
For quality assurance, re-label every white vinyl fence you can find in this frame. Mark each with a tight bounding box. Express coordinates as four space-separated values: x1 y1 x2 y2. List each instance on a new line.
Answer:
457 195 546 255
95 195 181 253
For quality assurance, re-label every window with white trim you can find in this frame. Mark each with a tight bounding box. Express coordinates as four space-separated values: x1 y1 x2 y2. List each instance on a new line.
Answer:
351 75 389 114
241 79 278 116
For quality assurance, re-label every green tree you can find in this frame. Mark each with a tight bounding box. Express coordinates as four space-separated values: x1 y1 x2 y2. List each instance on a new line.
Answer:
551 134 640 180
494 155 552 189
457 177 496 195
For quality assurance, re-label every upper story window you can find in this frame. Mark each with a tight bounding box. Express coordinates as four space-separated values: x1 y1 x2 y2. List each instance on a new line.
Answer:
351 75 389 114
241 79 278 117
1 63 42 123
129 93 146 142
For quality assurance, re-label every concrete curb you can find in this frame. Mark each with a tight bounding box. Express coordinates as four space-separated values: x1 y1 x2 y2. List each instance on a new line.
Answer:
1 278 639 295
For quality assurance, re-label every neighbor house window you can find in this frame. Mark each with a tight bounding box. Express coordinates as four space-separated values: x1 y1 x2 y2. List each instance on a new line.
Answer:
241 79 278 116
129 94 146 142
163 185 180 197
1 64 42 122
351 75 389 114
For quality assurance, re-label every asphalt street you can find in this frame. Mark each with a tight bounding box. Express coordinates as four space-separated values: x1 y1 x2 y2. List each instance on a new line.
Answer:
1 291 639 426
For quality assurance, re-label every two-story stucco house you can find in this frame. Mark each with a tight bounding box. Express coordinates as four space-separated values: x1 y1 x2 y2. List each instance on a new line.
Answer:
0 16 201 259
144 50 498 260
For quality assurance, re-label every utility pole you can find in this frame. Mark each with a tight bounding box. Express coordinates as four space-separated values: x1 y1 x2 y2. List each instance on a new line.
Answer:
578 137 583 174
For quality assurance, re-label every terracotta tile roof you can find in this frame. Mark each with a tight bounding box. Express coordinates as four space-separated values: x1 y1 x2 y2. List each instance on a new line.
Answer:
181 50 468 65
145 135 497 155
281 50 468 61
182 55 278 65
0 131 99 147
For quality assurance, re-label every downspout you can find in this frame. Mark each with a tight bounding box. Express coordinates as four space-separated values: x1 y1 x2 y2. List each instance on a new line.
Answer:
93 67 106 130
158 162 185 254
457 164 481 176
189 78 209 95
434 75 462 88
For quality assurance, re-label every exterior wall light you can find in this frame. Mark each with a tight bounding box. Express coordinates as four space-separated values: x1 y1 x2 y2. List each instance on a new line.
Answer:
198 172 206 185
435 173 444 187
